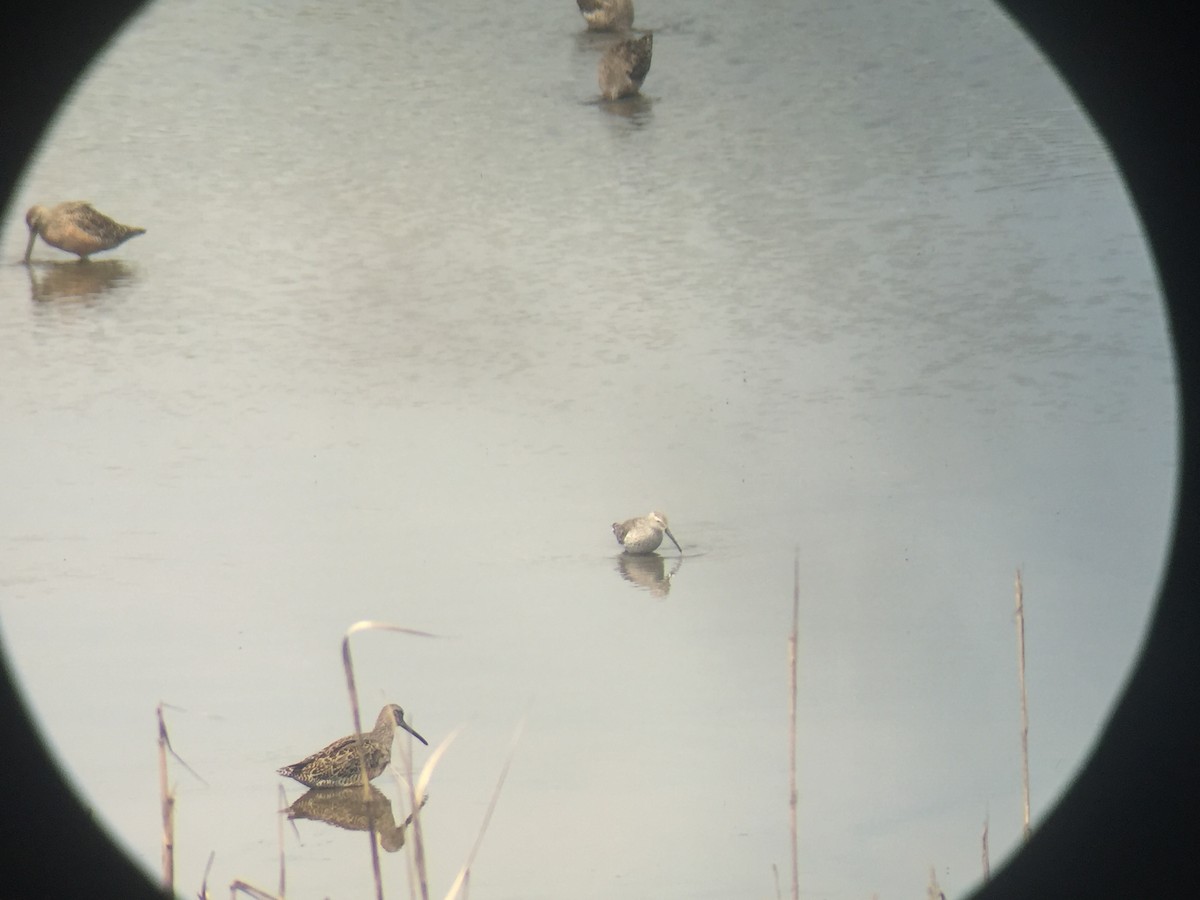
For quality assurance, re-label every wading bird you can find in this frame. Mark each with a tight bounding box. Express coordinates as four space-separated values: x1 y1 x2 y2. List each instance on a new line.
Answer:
23 201 145 262
598 32 653 100
613 510 682 555
278 704 427 789
576 0 634 32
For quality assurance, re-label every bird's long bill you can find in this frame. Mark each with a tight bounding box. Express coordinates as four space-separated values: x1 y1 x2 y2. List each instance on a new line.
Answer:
23 227 37 262
665 528 683 554
399 716 428 746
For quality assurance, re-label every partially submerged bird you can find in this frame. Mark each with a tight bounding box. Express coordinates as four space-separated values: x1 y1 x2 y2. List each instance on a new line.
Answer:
598 32 653 100
24 201 145 262
613 510 682 555
277 703 427 789
576 0 634 32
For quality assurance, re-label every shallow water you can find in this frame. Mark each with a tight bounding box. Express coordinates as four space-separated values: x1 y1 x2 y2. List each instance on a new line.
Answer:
0 0 1176 897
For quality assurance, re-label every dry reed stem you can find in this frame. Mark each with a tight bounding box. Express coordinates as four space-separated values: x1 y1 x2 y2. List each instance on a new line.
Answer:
229 880 280 899
157 703 175 895
276 785 287 898
340 620 439 900
444 718 526 900
343 645 382 900
402 727 464 900
401 735 422 900
787 550 800 900
981 812 990 880
413 728 461 800
1014 569 1031 841
926 865 945 899
401 732 425 900
199 850 216 900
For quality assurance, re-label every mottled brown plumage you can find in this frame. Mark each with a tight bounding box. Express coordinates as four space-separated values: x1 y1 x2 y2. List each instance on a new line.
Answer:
598 33 653 100
24 201 145 262
277 704 427 789
576 0 634 31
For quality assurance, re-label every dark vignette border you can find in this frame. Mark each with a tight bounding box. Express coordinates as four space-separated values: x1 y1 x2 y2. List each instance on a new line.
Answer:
1 2 1195 897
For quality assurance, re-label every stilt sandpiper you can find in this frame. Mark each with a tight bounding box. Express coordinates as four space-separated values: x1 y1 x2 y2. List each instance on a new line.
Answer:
613 510 681 555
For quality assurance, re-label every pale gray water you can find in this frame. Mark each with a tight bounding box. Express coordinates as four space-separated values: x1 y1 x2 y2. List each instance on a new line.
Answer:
0 0 1176 898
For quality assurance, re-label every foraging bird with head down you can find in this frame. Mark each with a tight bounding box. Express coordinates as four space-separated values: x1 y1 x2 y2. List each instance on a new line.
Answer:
277 703 427 789
613 510 682 555
598 32 653 100
576 0 634 32
24 201 145 262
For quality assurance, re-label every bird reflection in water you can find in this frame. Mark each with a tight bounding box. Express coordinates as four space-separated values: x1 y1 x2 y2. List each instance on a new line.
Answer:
616 551 683 597
25 258 137 303
598 91 653 122
286 785 427 853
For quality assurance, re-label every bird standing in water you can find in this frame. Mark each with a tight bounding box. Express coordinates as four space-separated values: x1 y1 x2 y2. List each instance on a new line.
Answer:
613 510 682 555
598 32 653 100
24 201 145 262
576 0 634 32
278 704 427 789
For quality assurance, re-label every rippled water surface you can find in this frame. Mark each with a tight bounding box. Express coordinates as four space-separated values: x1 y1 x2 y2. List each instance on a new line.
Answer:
0 1 1176 897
